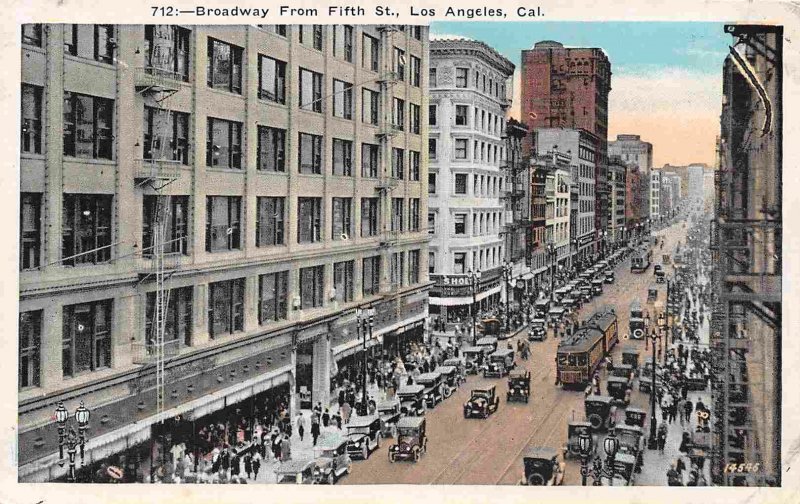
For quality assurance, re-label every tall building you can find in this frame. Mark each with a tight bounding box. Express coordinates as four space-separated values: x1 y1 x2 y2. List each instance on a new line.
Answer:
607 156 628 246
661 171 682 218
712 24 781 486
427 37 515 328
649 169 662 222
624 163 646 238
18 23 430 482
688 163 707 203
609 134 653 228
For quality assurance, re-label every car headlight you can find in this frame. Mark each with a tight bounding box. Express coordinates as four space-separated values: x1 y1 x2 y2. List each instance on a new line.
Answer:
355 441 361 448
464 402 470 407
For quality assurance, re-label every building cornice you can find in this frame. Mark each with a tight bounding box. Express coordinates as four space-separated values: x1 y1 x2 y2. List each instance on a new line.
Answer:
431 40 515 76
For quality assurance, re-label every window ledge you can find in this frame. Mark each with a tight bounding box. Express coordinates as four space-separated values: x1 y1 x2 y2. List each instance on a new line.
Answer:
63 157 116 165
205 87 245 99
20 153 45 161
64 54 116 70
206 167 246 174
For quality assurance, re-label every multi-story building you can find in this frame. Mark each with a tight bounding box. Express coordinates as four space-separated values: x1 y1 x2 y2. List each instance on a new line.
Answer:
712 24 781 486
624 163 646 239
688 163 706 204
532 128 597 269
661 171 682 218
607 156 627 246
18 23 430 482
545 159 572 267
649 169 662 222
703 169 715 213
609 134 653 229
427 37 514 328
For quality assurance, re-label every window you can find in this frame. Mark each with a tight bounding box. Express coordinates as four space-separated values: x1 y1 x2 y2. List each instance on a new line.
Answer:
257 126 286 172
410 55 421 87
208 278 245 338
456 68 468 88
144 25 190 81
62 300 112 377
145 287 193 348
360 198 379 237
455 105 468 126
392 98 405 130
298 25 323 50
298 68 323 113
256 197 285 247
297 197 322 243
393 47 405 80
390 252 405 287
94 25 115 64
333 261 354 303
409 150 420 181
453 252 466 274
429 68 437 87
270 25 287 37
362 34 379 71
333 25 354 62
409 198 420 231
207 38 242 93
299 265 325 309
22 24 42 47
332 79 353 120
19 311 41 389
63 92 114 160
362 256 380 296
258 55 287 103
454 173 468 194
429 252 435 274
21 84 42 154
362 88 379 125
62 194 113 266
428 173 436 194
391 148 404 179
428 213 435 234
454 214 466 235
408 250 420 284
20 193 41 270
455 139 468 160
391 198 404 232
259 271 288 324
144 107 190 164
206 196 241 252
429 104 437 127
332 138 353 176
64 24 77 55
361 143 379 178
298 133 323 174
332 197 353 240
206 117 242 169
410 103 420 134
413 26 422 40
428 138 437 160
143 195 189 256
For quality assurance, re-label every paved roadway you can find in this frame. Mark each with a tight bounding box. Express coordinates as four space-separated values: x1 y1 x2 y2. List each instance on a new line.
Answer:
343 221 688 485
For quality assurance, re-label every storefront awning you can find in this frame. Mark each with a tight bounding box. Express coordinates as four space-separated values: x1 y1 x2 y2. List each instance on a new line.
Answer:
429 285 501 306
333 336 382 361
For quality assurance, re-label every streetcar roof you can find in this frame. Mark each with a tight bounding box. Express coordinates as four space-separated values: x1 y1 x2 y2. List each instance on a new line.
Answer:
523 447 559 460
586 308 617 331
557 327 604 352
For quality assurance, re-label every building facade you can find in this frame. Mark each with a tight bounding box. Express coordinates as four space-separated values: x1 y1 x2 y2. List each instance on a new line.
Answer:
427 37 514 326
19 23 430 482
624 163 646 239
649 169 662 222
607 156 627 246
609 134 653 229
688 163 706 204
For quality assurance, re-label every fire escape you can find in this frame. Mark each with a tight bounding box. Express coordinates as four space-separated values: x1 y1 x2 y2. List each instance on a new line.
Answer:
501 119 530 266
133 35 185 423
710 24 782 486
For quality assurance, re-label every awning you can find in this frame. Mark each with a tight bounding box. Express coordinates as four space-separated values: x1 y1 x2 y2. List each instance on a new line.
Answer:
333 336 382 360
429 285 502 306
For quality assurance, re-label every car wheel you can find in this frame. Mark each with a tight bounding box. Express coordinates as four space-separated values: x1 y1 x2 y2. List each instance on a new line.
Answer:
391 425 398 438
414 449 420 462
528 473 546 486
362 446 368 460
346 464 352 474
327 473 335 485
389 453 395 463
376 436 381 450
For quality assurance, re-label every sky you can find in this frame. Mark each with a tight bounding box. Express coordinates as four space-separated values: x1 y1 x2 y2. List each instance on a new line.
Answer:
429 22 730 167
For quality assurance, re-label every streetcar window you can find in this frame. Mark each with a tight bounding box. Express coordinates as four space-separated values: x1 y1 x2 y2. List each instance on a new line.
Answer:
577 355 587 366
557 355 567 366
568 355 577 366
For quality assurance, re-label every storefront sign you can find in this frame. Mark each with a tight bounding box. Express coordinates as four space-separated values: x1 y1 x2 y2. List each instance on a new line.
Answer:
579 234 594 245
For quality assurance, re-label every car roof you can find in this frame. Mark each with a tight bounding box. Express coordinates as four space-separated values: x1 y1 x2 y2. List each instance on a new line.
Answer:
476 337 497 344
585 395 614 404
615 452 637 463
347 415 380 428
509 370 529 378
523 447 559 460
396 416 425 429
535 299 550 304
616 425 644 435
462 346 483 353
626 406 646 414
376 400 399 409
398 384 424 394
443 358 461 365
316 433 348 449
417 371 441 381
491 348 514 356
274 459 316 473
437 365 456 373
472 385 496 394
607 376 629 383
622 348 639 355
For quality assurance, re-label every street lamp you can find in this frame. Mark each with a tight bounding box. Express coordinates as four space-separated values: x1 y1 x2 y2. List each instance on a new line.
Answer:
578 431 593 486
647 329 659 450
603 428 620 486
602 230 608 258
54 400 91 482
357 307 375 416
502 262 513 333
546 241 557 301
468 269 481 346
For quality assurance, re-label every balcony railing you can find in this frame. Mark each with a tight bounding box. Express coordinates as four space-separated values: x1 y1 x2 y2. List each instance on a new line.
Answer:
134 158 182 181
134 66 184 92
131 339 182 365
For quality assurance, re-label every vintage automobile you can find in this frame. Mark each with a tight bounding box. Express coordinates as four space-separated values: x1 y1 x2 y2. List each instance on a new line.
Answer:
615 424 645 464
313 435 352 484
388 416 427 463
561 297 579 313
607 376 631 406
570 289 585 308
476 336 499 353
624 407 647 429
647 286 658 303
548 306 567 327
579 285 593 303
416 371 444 409
554 286 572 302
464 385 500 419
442 358 466 384
346 415 382 460
584 395 617 431
397 384 426 416
638 357 661 394
613 452 638 485
655 269 666 283
534 298 550 318
519 447 566 486
376 400 402 438
463 346 491 375
437 365 459 397
507 370 531 403
629 301 646 340
591 278 604 296
612 363 636 385
604 270 615 284
563 421 595 459
484 348 515 378
621 348 640 370
528 319 547 341
275 459 317 484
654 264 663 276
480 317 503 338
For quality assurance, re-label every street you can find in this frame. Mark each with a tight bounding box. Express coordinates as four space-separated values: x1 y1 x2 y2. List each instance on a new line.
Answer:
343 221 688 485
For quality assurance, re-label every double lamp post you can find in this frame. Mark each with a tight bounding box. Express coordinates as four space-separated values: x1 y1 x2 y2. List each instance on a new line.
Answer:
578 428 620 486
54 401 91 483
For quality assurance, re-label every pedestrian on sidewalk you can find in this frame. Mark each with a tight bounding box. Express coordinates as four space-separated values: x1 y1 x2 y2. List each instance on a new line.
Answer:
657 423 668 454
296 412 306 442
667 463 682 486
333 410 343 429
243 452 253 479
341 401 352 425
311 414 321 446
272 431 282 461
252 451 261 480
281 434 292 462
677 397 686 427
322 408 330 427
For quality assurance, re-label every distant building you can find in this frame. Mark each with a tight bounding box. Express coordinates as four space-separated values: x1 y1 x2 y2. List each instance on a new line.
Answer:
688 163 706 203
607 156 628 246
